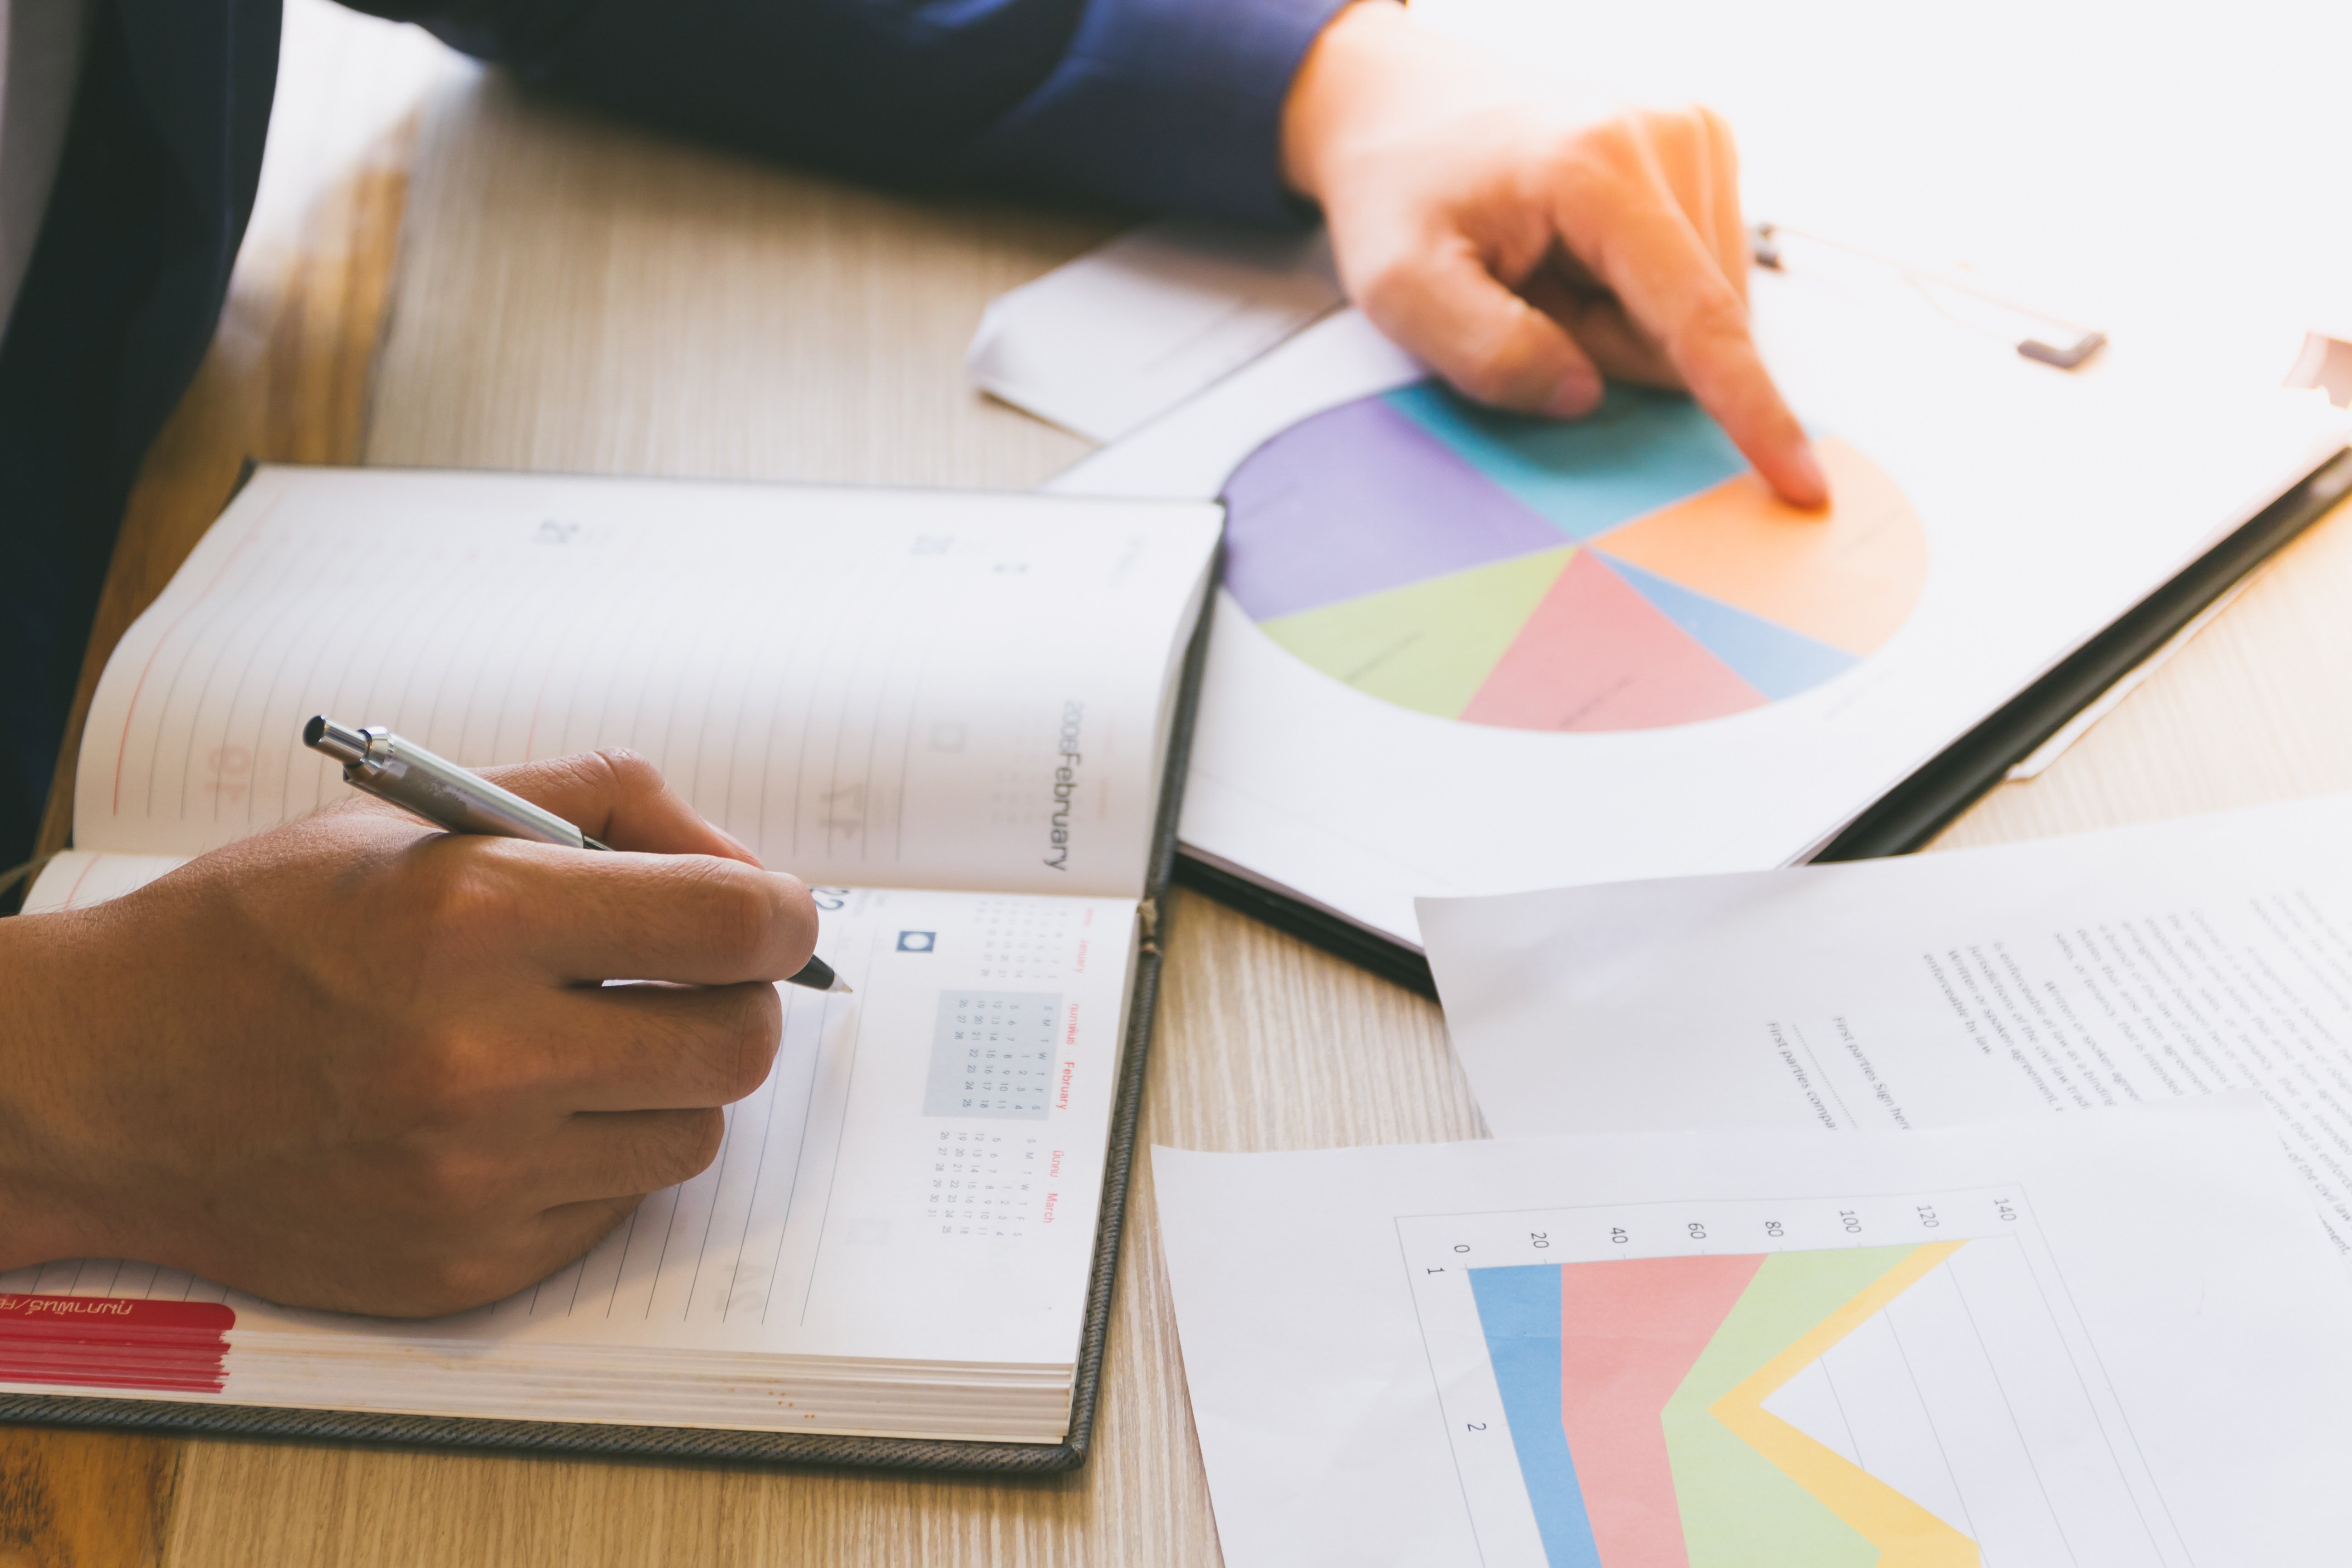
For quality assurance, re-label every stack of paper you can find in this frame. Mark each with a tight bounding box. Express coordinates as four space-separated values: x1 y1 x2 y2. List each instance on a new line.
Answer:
1153 795 2352 1563
1420 789 2352 1252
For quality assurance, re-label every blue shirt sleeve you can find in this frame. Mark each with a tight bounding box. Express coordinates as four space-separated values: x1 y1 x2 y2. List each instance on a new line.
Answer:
363 0 1351 225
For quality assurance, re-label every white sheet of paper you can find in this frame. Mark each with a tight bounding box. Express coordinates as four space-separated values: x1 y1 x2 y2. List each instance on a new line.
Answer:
965 218 1341 444
1058 285 2349 947
1156 1105 2352 1568
1421 791 2352 1253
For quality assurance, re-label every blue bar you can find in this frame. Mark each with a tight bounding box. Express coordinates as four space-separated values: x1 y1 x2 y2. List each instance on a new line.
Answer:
1469 1265 1602 1568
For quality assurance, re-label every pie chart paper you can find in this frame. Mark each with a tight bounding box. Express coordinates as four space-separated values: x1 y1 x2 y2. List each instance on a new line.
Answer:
1220 381 1928 732
1053 298 2352 948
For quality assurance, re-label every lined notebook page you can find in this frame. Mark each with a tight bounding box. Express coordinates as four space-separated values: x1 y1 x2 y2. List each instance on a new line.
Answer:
0 885 1136 1373
20 852 185 914
75 467 1220 897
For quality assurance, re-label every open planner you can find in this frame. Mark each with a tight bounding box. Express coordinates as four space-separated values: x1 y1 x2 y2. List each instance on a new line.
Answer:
5 465 1222 1470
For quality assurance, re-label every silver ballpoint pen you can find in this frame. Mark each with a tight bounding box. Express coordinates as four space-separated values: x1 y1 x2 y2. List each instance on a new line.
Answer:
304 716 848 994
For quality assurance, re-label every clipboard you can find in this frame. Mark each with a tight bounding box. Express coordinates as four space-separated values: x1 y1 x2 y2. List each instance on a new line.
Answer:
1177 448 2352 999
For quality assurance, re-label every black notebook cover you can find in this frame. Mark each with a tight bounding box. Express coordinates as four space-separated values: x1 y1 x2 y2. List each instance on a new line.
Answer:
0 547 1223 1476
1176 448 2352 1001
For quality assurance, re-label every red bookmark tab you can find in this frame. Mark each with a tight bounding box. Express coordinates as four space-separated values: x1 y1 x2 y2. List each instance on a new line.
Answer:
0 1295 234 1393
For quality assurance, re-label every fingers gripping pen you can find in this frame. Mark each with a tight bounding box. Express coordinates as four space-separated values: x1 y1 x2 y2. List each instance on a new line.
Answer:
303 716 848 993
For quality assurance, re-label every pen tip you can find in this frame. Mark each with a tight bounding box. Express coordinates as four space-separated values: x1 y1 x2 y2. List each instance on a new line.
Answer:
830 979 855 995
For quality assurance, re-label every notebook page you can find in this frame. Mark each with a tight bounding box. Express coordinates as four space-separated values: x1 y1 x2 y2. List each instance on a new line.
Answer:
73 467 1221 897
2 884 1137 1404
21 851 185 914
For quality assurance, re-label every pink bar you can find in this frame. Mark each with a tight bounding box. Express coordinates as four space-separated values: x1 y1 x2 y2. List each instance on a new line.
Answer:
1462 551 1766 731
1559 1254 1765 1567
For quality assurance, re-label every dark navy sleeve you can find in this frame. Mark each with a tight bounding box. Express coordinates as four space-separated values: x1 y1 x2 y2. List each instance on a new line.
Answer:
352 0 1352 225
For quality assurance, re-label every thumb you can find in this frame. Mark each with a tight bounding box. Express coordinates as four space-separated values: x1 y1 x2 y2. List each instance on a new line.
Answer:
476 750 761 867
1357 238 1606 418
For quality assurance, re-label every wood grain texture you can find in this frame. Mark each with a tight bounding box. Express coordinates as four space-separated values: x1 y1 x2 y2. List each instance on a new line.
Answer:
24 21 2352 1568
0 1428 176 1568
363 78 1116 488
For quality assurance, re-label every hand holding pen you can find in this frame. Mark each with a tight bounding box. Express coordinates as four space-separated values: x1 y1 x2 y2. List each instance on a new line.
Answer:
10 735 832 1314
306 717 847 993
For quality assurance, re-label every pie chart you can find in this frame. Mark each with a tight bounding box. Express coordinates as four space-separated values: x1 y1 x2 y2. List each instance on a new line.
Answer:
1218 380 1930 732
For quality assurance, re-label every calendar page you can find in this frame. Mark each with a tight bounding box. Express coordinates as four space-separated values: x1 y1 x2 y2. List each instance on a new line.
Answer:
9 884 1142 1419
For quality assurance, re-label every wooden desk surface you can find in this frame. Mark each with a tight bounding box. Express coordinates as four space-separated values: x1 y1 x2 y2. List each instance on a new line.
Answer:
16 13 2352 1566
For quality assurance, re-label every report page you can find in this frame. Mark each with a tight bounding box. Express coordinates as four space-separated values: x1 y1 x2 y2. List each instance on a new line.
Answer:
1422 793 2352 1251
1156 1106 2352 1568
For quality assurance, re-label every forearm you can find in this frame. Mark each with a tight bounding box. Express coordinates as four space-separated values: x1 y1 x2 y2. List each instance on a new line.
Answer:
349 0 1345 225
1280 0 1429 203
936 0 1349 222
0 911 112 1273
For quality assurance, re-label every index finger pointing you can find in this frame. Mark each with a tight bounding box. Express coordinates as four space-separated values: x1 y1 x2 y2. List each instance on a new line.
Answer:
1556 172 1826 507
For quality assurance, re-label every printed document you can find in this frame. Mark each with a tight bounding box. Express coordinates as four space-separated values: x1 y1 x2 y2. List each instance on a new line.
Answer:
1156 1105 2352 1567
1422 793 2352 1252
